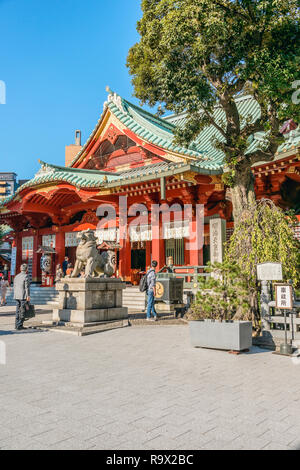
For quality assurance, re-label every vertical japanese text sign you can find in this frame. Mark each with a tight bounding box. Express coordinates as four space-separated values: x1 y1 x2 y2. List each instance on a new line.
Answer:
274 284 293 310
209 218 226 264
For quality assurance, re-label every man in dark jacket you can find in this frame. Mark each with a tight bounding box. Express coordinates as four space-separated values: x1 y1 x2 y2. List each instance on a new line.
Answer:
13 264 30 330
62 257 69 276
146 260 158 321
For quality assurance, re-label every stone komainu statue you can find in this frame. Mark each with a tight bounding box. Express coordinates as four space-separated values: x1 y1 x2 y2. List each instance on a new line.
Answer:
71 230 115 278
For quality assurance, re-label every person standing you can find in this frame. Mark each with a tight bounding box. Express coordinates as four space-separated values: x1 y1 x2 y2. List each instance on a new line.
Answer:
66 263 73 276
55 264 64 283
0 276 9 306
62 257 69 276
3 264 9 280
146 260 158 321
13 264 30 330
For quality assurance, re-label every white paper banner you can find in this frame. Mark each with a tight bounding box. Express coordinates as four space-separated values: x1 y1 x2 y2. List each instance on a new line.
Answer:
42 234 56 248
163 221 189 240
129 225 152 242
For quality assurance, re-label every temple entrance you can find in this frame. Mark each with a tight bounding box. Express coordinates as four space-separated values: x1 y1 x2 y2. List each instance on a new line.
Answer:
130 242 146 285
131 245 146 271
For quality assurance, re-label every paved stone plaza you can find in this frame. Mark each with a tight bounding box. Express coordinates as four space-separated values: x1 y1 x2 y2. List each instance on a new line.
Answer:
0 308 300 450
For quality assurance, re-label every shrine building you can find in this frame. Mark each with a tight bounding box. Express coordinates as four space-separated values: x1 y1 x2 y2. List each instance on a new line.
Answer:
0 90 299 284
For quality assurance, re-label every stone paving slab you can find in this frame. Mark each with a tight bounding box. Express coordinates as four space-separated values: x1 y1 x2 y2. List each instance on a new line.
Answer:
1 306 300 450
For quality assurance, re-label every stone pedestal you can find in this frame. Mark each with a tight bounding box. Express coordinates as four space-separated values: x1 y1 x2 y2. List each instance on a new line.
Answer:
53 277 128 326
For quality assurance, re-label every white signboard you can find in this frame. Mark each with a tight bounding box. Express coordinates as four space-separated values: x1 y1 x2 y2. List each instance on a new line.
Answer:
209 218 226 264
257 262 283 281
66 229 120 247
163 220 189 240
274 284 293 310
42 234 56 248
65 232 80 248
129 225 152 242
22 236 33 253
95 228 119 243
10 246 17 276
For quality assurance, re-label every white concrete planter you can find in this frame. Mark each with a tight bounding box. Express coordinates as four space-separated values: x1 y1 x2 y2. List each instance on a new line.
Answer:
189 320 252 351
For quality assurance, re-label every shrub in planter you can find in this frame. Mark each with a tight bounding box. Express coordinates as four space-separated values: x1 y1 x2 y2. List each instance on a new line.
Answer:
187 262 251 322
187 262 252 351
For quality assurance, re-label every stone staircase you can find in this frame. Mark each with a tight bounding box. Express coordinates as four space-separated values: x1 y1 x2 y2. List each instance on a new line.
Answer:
3 285 146 311
4 286 59 306
122 286 146 311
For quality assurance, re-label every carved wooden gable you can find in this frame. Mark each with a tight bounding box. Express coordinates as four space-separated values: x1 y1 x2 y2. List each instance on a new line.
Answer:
85 124 164 172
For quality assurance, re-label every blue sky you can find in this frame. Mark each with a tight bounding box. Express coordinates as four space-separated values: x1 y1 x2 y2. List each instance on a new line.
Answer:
0 0 145 179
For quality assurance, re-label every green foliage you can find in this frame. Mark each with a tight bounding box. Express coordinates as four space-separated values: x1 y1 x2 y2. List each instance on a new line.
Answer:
187 261 251 322
0 225 7 242
225 199 300 287
189 199 300 328
127 0 300 201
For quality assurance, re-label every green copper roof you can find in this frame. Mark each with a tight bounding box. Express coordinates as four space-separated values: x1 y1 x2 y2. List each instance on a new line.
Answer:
72 91 299 172
25 161 120 187
69 89 225 171
0 157 222 209
0 225 12 236
165 95 263 162
277 128 300 154
165 95 300 162
107 96 206 159
0 162 121 207
69 90 219 168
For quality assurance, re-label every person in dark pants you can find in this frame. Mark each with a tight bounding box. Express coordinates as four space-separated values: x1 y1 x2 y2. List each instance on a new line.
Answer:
62 257 69 277
146 260 158 321
13 264 30 331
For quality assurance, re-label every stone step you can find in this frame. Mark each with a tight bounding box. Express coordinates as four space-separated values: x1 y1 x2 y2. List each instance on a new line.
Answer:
123 297 145 302
3 286 146 308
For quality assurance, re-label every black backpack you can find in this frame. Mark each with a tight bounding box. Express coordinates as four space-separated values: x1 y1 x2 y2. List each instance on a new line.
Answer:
139 274 148 293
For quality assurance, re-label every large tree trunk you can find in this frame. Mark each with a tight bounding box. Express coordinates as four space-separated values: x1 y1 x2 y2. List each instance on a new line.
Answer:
230 165 256 221
230 166 261 330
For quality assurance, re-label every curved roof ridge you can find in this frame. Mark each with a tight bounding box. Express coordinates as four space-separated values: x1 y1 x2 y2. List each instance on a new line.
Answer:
69 88 210 167
121 97 176 132
38 160 121 176
163 94 256 122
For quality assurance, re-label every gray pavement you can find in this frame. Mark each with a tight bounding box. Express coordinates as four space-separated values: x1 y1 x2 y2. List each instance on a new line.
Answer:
0 306 300 450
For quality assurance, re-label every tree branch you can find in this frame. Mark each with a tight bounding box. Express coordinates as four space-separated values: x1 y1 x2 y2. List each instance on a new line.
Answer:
202 107 227 139
241 119 265 138
213 0 249 21
219 92 241 136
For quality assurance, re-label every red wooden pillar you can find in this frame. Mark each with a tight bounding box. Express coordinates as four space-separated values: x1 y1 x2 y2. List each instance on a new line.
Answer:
151 237 165 270
31 231 42 283
15 232 22 275
188 218 203 267
55 229 65 268
119 236 131 282
145 241 151 270
151 211 165 270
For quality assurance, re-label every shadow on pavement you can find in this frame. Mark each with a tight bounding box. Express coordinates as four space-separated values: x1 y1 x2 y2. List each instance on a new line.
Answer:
0 328 48 336
244 346 272 355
